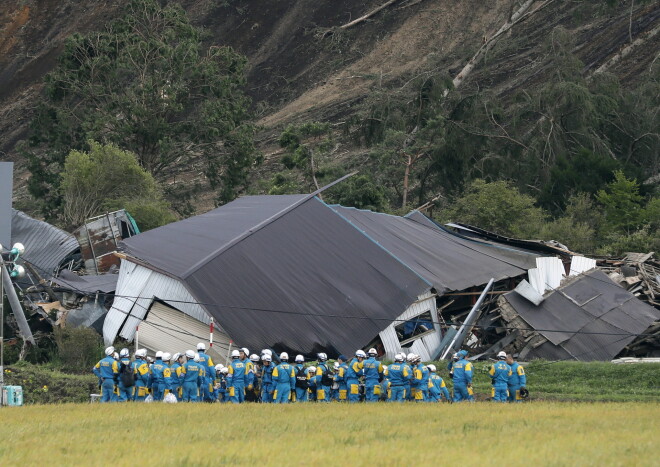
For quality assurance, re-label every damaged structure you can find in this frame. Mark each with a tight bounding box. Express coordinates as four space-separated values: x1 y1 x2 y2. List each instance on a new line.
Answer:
103 192 543 360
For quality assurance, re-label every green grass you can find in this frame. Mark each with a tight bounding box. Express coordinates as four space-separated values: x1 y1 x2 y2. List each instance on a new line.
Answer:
4 360 660 403
0 403 658 465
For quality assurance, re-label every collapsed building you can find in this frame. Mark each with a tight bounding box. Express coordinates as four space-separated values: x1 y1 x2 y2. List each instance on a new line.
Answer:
102 191 546 360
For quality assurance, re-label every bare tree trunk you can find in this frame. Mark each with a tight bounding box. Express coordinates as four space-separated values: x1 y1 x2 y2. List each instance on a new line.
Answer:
402 154 412 208
340 0 400 30
310 153 322 199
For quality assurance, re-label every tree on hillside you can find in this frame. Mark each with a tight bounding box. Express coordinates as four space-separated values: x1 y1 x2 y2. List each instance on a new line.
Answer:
279 122 333 194
26 0 256 220
439 179 546 238
61 141 175 230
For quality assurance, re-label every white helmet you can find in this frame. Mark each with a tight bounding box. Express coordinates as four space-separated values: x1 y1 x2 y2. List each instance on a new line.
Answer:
172 352 181 362
280 352 289 361
317 352 327 361
307 366 316 374
261 349 272 356
215 364 224 372
452 353 459 361
333 362 339 370
355 350 367 358
155 351 163 359
231 349 240 358
407 353 416 362
427 364 437 372
136 348 147 358
105 346 115 356
119 348 130 358
220 368 229 375
194 353 200 362
147 357 154 364
112 352 119 360
295 354 304 363
240 347 249 356
497 351 507 359
394 353 404 362
262 354 272 362
185 350 195 359
368 348 377 356
197 343 206 351
162 352 171 362
250 354 260 363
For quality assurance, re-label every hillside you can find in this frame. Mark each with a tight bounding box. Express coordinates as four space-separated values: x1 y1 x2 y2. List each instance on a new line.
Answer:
1 0 659 212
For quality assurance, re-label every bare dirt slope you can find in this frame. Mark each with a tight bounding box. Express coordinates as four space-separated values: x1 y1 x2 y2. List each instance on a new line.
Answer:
1 0 658 199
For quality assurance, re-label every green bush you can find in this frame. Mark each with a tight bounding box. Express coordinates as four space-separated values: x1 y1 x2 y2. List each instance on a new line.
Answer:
53 327 104 374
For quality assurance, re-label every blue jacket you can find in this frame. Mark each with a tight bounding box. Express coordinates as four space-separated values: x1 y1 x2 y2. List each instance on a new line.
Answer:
262 364 274 387
508 361 527 387
133 358 151 386
228 359 247 387
181 360 204 385
316 362 331 387
362 357 383 382
197 351 214 379
150 359 168 386
334 363 349 387
272 362 295 388
93 356 118 380
346 358 364 380
411 363 426 389
171 362 183 387
429 374 450 400
385 363 411 386
452 358 473 384
489 361 512 386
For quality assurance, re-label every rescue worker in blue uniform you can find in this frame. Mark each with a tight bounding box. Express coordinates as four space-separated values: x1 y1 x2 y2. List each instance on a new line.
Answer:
272 352 295 404
93 346 119 403
405 354 416 400
410 355 427 402
110 352 121 401
213 364 227 402
315 353 333 403
245 354 261 402
227 349 247 404
385 353 410 402
133 348 151 401
293 355 308 402
379 365 389 401
452 350 474 402
506 354 527 403
150 351 169 401
362 348 384 402
196 343 215 402
489 351 512 402
170 353 184 400
261 354 275 403
181 350 204 402
162 353 175 399
116 348 133 402
306 366 317 401
346 350 366 403
427 364 451 402
334 355 349 402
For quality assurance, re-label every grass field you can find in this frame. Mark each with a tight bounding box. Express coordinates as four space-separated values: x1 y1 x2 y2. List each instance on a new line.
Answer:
0 402 658 465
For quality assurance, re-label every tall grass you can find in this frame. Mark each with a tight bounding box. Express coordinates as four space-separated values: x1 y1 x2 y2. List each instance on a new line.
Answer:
0 403 657 465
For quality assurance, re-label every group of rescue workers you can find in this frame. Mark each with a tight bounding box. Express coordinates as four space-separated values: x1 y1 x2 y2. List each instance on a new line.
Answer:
93 344 527 404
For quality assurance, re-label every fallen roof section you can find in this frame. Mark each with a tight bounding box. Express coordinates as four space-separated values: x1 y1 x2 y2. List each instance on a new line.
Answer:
11 209 79 276
50 269 119 294
501 269 660 361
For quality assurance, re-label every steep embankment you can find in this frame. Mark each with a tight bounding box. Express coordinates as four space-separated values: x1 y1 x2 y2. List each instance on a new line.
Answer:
1 0 658 202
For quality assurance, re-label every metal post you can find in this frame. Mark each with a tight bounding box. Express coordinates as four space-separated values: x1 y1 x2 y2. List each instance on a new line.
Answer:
135 325 139 354
0 261 5 407
440 278 495 360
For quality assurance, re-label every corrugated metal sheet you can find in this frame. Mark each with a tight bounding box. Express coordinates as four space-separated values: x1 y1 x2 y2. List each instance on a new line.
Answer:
535 257 564 292
103 259 223 345
528 268 544 295
11 209 79 276
569 256 597 277
139 301 231 364
380 292 438 360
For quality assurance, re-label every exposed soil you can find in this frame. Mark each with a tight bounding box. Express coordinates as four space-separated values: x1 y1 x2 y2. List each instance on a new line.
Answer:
1 0 658 209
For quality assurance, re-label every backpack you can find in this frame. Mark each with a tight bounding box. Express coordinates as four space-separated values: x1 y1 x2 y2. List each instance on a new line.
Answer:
295 366 309 389
319 363 333 387
119 362 135 387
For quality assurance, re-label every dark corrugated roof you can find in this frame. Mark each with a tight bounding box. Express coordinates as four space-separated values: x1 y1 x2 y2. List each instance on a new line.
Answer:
11 209 79 276
50 270 119 294
122 197 430 356
505 270 660 361
121 195 307 276
331 206 538 292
